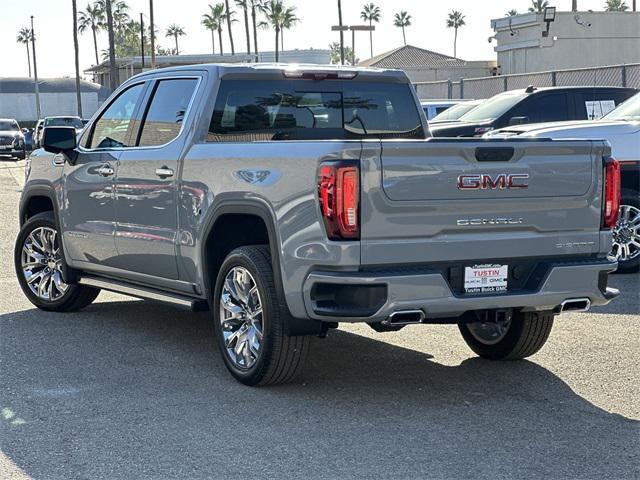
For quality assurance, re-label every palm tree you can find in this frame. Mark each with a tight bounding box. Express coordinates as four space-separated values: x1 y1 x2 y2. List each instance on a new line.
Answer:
224 0 235 54
202 13 218 54
506 9 518 16
360 3 381 58
72 0 83 117
446 10 465 58
529 0 550 12
393 11 411 46
96 0 129 33
280 6 298 51
165 24 186 54
337 0 345 64
16 27 32 77
605 0 629 10
206 3 227 55
249 0 264 57
104 0 117 91
78 2 104 66
236 0 251 55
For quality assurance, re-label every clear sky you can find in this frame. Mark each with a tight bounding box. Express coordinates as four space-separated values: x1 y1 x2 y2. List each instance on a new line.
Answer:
1 0 608 80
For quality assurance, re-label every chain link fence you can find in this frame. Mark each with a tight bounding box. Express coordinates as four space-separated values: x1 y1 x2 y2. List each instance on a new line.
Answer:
414 63 640 100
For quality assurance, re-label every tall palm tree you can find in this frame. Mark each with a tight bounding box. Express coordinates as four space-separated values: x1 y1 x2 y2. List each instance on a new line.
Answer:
446 10 465 58
279 6 298 51
224 0 235 54
605 0 629 10
16 27 32 77
249 0 264 57
72 0 83 117
235 0 251 55
393 11 411 46
261 0 285 62
206 3 227 55
506 9 518 16
78 2 104 66
165 24 186 54
97 0 129 33
529 0 550 12
360 3 381 58
104 0 117 91
202 13 217 54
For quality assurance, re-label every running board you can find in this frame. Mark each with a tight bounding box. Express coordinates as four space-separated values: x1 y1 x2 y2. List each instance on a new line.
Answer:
78 275 204 310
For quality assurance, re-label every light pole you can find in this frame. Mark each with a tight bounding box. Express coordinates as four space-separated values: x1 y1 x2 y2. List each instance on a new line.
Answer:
149 0 155 68
72 0 83 118
30 15 41 120
140 12 145 69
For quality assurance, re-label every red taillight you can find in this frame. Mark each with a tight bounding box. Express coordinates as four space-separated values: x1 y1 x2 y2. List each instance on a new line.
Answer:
603 158 621 229
318 162 359 240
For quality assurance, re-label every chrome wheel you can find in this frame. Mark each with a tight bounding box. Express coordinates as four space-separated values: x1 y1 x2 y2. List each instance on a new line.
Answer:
219 266 264 370
612 205 640 263
467 318 511 346
21 226 68 302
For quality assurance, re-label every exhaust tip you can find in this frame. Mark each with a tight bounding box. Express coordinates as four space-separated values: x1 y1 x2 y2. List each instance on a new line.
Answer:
557 298 591 313
382 310 425 326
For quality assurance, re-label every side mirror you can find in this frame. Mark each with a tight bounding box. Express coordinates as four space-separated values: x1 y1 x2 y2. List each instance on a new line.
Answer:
508 116 529 126
42 127 78 164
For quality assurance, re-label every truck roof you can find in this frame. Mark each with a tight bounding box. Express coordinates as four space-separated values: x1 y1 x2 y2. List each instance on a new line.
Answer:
130 62 409 83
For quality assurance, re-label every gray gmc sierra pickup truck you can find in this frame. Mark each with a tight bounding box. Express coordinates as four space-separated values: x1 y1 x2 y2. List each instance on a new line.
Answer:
16 64 620 386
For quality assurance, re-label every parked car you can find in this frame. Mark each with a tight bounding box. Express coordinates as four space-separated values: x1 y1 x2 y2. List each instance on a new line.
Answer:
0 118 26 160
429 99 484 124
16 64 620 386
33 120 44 149
486 92 640 273
430 86 637 137
420 100 465 120
43 116 85 133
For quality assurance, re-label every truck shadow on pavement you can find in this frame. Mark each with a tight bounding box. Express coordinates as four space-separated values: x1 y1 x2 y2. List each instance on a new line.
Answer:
1 299 638 479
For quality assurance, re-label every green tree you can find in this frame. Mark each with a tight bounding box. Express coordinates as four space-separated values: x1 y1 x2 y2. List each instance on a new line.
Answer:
16 27 33 77
446 10 466 58
529 0 550 12
261 0 286 61
78 2 105 65
202 13 218 54
329 42 357 65
605 0 629 10
280 6 298 51
360 3 381 58
393 11 411 46
165 24 186 55
204 3 227 55
506 9 518 16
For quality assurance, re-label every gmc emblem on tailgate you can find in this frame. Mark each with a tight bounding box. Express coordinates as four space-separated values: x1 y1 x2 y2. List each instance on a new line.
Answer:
457 173 529 190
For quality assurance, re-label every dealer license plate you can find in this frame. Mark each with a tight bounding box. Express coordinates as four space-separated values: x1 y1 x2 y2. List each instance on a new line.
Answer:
464 264 508 293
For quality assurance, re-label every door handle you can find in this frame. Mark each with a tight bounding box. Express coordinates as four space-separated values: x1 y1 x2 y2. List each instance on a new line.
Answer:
96 164 115 177
155 167 174 179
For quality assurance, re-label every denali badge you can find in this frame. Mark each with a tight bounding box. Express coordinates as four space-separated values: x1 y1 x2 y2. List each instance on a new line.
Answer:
457 218 524 226
457 173 529 190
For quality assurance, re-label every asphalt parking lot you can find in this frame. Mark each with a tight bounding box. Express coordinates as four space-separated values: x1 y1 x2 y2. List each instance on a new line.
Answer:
0 159 638 480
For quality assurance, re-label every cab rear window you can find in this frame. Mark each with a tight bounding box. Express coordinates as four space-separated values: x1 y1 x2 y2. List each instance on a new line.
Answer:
208 79 425 142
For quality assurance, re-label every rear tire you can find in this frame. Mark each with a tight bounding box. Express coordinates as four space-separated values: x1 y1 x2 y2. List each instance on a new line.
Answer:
15 212 99 312
612 192 640 274
459 311 554 360
213 245 310 386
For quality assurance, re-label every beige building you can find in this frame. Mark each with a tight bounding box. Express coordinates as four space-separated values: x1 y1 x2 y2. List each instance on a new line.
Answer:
491 11 640 75
358 45 496 83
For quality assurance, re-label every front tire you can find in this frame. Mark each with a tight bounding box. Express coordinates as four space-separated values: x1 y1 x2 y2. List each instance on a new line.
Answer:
14 212 99 312
459 311 554 360
213 245 309 386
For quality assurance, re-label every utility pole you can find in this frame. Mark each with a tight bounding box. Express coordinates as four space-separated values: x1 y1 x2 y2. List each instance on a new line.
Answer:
337 0 344 65
149 0 156 68
30 15 41 120
140 12 145 69
72 0 83 117
105 0 117 91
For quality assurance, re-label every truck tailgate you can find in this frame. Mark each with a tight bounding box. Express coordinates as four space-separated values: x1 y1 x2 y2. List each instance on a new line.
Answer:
360 138 608 266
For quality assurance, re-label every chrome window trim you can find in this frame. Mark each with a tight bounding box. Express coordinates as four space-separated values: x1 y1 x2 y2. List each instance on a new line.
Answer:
77 75 203 154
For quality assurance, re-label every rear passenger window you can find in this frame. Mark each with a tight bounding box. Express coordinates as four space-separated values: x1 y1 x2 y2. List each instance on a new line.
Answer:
511 94 569 124
574 92 631 120
208 79 424 141
138 78 198 146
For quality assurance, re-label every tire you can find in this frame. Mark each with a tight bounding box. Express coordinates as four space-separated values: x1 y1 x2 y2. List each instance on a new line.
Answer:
459 311 554 360
212 245 310 386
612 192 640 274
14 212 99 312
